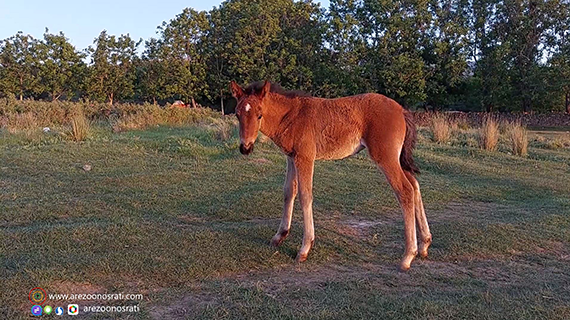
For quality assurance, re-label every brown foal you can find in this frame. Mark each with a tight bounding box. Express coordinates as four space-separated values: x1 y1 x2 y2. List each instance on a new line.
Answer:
230 80 432 271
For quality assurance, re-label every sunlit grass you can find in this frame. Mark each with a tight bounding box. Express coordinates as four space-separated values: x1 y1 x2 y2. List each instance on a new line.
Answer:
1 123 569 319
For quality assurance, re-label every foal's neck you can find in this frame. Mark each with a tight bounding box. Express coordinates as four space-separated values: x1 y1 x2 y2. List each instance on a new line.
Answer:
260 94 299 139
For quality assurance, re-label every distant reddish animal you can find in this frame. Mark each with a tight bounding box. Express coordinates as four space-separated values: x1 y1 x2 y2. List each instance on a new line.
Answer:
171 100 187 108
230 80 432 271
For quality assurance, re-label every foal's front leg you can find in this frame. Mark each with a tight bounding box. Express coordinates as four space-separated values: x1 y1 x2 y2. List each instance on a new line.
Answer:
293 156 315 262
271 157 297 247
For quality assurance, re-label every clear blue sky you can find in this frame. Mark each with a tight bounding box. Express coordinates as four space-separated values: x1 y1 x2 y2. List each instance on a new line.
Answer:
0 0 330 52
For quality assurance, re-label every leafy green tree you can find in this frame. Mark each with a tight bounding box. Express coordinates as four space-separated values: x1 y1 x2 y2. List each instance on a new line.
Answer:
136 38 169 104
209 0 324 97
469 0 510 111
36 29 86 101
548 0 570 113
504 0 567 112
551 43 570 113
158 8 210 103
87 30 140 104
357 0 433 107
0 32 41 100
205 6 230 109
320 0 369 97
470 0 570 111
421 0 470 110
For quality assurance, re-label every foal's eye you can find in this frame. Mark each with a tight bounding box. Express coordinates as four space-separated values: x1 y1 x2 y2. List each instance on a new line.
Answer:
258 115 262 120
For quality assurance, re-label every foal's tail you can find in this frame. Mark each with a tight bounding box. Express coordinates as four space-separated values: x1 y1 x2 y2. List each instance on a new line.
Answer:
400 110 420 175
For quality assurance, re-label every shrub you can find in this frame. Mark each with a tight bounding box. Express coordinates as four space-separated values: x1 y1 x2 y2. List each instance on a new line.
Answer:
111 111 159 132
0 99 222 134
505 122 528 156
4 112 38 134
456 119 470 131
430 113 451 143
479 116 499 151
110 105 221 132
546 137 570 149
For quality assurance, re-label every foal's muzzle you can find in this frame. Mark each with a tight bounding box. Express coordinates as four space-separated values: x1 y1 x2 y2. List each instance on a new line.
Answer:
239 143 254 155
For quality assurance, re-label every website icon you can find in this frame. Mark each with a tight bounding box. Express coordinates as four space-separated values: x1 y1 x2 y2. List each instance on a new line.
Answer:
68 304 79 315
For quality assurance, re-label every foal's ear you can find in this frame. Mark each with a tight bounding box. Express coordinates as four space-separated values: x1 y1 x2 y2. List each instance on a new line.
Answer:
259 80 271 100
230 81 244 99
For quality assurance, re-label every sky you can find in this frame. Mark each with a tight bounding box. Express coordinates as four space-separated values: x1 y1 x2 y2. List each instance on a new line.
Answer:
0 0 330 52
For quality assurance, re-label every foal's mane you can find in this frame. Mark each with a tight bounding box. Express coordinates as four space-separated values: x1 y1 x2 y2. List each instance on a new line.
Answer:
244 81 312 99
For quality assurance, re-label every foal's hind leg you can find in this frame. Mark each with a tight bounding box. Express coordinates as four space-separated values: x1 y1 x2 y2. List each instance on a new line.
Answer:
371 155 418 271
271 157 298 247
404 171 432 258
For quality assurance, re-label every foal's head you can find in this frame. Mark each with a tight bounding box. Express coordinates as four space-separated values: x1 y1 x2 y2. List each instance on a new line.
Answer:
230 80 271 155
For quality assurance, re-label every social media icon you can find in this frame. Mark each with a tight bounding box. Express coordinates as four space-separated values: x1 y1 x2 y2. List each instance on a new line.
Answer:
44 305 53 315
68 304 79 315
31 305 42 316
55 306 64 315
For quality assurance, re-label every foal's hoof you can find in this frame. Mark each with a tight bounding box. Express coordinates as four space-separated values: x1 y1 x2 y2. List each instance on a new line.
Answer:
295 240 314 263
399 262 411 272
419 236 432 258
271 236 284 247
270 230 289 247
399 251 417 272
295 253 308 263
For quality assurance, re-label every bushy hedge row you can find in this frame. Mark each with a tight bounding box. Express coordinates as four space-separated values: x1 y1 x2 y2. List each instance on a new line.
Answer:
0 98 222 133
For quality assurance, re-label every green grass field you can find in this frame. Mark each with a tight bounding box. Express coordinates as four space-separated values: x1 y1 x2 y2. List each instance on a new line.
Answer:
1 121 569 319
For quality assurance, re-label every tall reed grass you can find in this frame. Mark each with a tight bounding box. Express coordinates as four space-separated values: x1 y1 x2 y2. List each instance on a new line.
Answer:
479 116 499 151
69 109 90 142
430 113 451 144
505 122 528 156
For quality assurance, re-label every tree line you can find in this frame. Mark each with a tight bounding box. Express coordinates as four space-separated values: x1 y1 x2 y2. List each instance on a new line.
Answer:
1 0 569 112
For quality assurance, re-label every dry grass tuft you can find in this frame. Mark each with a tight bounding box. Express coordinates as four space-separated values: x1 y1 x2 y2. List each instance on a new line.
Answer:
505 122 528 156
430 113 451 144
68 109 90 142
5 112 38 134
479 116 499 151
211 119 233 141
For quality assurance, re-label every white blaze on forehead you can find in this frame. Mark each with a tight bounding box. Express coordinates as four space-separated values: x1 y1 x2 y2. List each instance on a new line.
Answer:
245 103 251 112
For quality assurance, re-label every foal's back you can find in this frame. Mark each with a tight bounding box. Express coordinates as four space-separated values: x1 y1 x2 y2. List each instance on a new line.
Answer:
292 93 407 160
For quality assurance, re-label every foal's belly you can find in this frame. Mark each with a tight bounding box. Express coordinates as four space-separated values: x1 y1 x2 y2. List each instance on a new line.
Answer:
316 137 365 160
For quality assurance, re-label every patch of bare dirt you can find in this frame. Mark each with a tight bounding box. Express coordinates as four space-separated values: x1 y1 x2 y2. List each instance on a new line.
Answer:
329 217 387 240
